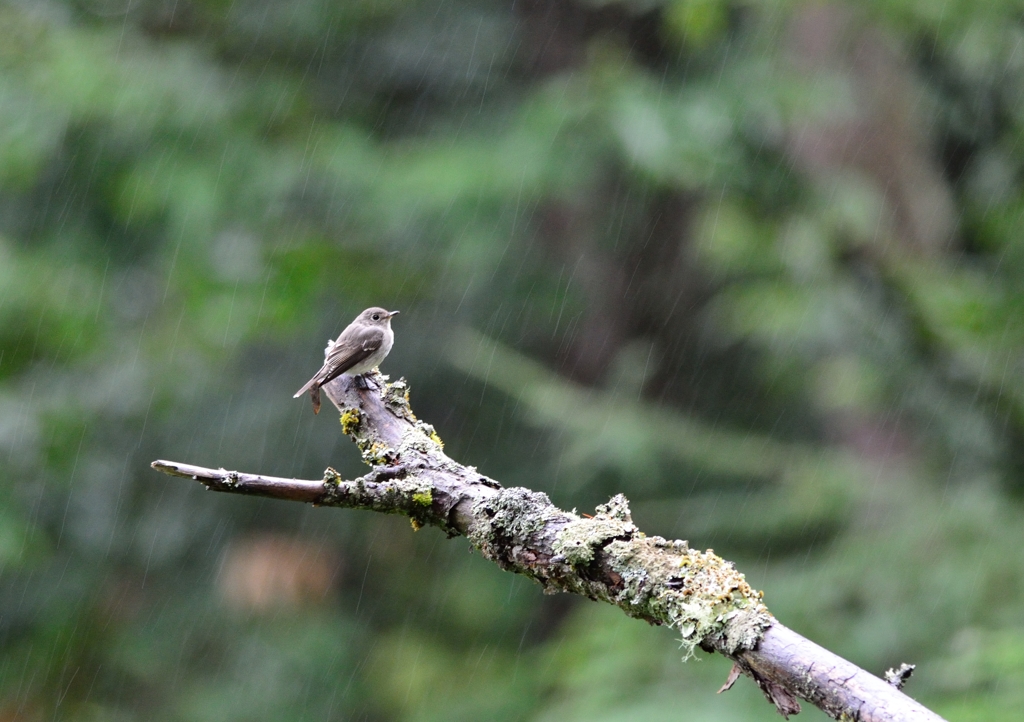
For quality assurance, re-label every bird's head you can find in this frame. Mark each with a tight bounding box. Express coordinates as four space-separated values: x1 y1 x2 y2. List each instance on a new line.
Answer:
360 307 399 327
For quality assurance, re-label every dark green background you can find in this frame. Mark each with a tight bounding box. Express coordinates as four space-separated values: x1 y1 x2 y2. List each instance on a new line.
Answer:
1 0 1022 719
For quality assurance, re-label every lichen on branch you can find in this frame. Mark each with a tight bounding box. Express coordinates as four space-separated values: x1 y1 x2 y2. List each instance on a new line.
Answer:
466 487 771 657
151 370 950 722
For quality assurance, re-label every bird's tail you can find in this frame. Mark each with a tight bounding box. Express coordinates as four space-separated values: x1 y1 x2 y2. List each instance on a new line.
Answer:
293 376 318 398
294 376 323 414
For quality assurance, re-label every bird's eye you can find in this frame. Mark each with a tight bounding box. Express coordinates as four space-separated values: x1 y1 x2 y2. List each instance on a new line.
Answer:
372 314 380 320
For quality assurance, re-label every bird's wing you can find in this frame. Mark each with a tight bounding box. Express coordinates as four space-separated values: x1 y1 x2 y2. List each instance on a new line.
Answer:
293 326 384 398
316 326 385 386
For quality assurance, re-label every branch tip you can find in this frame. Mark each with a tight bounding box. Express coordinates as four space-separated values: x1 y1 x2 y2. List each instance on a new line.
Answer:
718 663 742 693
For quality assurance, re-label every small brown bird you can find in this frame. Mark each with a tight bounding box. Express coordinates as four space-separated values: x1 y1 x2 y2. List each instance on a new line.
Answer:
293 307 399 414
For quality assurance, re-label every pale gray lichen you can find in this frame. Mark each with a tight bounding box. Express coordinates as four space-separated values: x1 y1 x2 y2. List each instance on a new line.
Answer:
415 421 444 449
382 377 420 423
553 517 631 566
395 423 445 462
469 488 771 657
552 495 637 566
467 487 563 561
321 474 435 521
323 467 342 487
382 377 407 405
599 539 772 658
595 493 633 522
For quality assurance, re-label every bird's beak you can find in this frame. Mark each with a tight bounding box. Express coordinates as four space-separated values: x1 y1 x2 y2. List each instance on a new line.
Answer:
387 310 400 318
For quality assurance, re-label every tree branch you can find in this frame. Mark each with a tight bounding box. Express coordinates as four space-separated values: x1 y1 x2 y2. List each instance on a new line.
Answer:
151 372 947 722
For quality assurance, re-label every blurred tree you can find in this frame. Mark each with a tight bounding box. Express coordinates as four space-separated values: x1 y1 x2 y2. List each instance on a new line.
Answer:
3 0 1024 719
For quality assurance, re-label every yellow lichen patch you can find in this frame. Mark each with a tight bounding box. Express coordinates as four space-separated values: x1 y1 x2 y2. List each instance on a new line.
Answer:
359 441 393 466
412 489 433 507
340 408 361 436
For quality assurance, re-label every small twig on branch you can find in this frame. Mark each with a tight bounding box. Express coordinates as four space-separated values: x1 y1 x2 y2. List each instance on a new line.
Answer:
151 371 947 722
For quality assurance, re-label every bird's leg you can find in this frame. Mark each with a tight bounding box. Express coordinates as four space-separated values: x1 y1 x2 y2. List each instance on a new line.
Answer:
355 372 384 391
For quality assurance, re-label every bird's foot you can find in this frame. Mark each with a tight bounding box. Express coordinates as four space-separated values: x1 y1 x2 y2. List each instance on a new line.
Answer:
359 372 385 392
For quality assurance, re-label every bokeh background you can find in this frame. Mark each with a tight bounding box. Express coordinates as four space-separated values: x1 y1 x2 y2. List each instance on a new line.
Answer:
1 0 1023 719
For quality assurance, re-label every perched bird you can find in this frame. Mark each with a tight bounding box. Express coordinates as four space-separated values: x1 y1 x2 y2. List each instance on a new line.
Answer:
293 307 399 414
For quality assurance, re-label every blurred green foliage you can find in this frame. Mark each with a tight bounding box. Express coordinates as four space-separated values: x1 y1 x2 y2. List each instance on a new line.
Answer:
3 0 1024 719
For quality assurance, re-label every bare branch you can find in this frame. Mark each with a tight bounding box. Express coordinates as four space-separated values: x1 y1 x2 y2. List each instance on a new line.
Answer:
151 372 947 722
150 460 326 502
